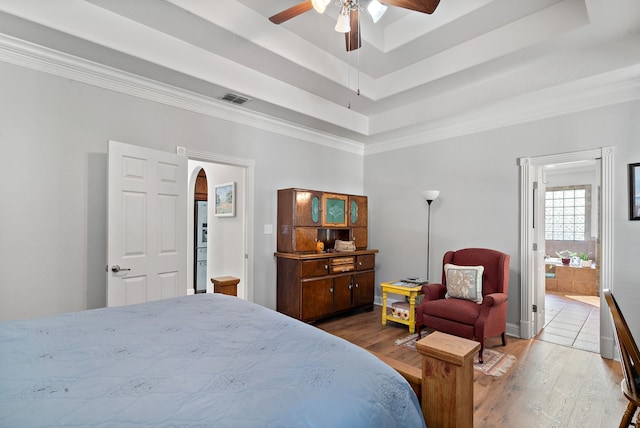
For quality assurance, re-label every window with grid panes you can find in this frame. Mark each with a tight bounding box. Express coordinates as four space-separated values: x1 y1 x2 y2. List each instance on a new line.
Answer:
545 186 590 241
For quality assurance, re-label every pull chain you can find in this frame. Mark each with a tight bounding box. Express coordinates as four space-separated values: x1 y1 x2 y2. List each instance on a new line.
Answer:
347 2 361 108
356 10 360 97
347 35 351 109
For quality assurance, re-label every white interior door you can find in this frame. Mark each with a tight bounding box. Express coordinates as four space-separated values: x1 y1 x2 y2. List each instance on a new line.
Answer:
533 167 547 336
107 140 187 307
519 159 548 339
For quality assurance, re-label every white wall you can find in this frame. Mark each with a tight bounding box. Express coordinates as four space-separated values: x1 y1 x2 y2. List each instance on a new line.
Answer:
187 161 245 297
0 61 363 320
1 53 639 345
364 100 640 341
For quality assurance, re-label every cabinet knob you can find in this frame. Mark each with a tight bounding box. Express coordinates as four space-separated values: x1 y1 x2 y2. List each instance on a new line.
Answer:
329 287 334 293
355 283 359 288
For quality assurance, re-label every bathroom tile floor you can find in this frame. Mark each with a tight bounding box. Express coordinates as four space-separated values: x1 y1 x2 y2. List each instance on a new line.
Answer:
537 292 600 353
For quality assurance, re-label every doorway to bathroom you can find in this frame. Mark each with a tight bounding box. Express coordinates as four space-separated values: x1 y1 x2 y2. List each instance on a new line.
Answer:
519 147 615 359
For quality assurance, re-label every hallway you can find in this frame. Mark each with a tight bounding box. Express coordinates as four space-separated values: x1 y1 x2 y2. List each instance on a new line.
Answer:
537 292 600 353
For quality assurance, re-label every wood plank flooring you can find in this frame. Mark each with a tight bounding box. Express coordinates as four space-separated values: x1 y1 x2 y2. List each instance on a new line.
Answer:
314 305 628 428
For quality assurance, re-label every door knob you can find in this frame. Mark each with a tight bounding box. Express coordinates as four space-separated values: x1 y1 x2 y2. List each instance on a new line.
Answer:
111 265 131 273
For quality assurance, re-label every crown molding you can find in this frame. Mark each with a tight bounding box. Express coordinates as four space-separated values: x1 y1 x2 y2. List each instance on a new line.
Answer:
1 33 638 158
365 64 640 155
0 33 365 156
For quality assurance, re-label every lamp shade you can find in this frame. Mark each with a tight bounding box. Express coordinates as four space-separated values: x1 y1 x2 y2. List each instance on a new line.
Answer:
312 0 330 14
335 11 351 33
422 190 440 202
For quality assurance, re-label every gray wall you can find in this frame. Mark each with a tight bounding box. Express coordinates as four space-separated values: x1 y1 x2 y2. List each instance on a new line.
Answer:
364 100 640 340
0 61 363 320
1 56 639 344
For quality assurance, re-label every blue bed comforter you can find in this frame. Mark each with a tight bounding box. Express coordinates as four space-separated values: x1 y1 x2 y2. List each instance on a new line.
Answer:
0 294 425 427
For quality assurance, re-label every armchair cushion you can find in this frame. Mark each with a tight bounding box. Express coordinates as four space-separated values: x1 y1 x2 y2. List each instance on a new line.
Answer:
444 264 484 304
424 298 482 325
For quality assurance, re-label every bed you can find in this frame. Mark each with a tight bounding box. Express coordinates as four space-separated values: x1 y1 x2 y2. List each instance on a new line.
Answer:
0 293 425 427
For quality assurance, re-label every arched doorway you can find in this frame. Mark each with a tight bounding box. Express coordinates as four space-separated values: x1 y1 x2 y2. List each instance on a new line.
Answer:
194 168 208 294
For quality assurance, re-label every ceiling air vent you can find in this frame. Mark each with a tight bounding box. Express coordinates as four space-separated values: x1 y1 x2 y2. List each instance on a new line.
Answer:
219 92 250 106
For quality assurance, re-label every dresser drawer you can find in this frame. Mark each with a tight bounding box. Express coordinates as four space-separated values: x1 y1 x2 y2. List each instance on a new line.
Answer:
301 259 329 278
330 257 355 273
356 254 375 270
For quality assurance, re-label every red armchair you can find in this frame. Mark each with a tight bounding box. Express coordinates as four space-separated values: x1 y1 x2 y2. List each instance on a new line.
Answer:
416 248 510 363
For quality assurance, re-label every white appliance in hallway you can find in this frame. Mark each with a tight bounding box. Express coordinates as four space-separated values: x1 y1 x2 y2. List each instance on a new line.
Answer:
195 201 208 293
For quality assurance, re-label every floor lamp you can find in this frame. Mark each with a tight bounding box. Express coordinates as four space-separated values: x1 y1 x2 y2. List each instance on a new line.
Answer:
422 190 440 282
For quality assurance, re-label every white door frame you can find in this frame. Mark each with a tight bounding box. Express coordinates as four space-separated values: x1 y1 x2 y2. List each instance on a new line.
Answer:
179 147 255 302
518 147 615 359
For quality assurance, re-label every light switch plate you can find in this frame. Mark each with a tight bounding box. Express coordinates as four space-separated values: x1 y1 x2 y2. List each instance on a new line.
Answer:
264 224 273 234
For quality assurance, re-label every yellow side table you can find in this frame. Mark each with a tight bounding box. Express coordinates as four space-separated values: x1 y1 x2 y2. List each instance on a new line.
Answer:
381 281 424 333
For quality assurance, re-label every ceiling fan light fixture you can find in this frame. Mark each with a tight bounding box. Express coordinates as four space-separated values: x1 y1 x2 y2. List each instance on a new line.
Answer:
311 0 331 14
334 7 351 33
367 0 387 23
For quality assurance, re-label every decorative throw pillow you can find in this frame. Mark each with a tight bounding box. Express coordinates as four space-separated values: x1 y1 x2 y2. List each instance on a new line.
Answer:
334 240 356 251
444 264 484 304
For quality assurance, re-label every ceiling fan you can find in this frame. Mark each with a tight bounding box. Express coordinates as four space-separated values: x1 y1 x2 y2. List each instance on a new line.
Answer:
269 0 441 51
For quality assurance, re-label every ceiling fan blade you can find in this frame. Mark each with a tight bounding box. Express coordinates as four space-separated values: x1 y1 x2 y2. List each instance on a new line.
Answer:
380 0 441 14
269 1 313 24
345 9 361 51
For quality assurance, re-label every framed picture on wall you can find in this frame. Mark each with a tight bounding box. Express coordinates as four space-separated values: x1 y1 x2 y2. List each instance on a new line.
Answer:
214 182 235 217
630 163 640 220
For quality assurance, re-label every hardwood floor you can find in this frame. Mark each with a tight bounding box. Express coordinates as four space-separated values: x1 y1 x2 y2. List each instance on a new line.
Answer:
314 305 628 428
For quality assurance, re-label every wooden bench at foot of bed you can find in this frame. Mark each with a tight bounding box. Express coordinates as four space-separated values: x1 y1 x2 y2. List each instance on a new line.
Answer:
375 331 480 428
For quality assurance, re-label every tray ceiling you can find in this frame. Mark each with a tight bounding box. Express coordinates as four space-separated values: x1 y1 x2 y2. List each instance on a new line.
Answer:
0 0 639 147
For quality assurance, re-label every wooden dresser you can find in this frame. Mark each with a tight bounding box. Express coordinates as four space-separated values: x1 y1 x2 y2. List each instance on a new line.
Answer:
275 188 378 322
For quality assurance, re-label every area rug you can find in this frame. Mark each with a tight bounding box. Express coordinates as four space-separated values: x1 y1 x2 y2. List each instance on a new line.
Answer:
394 333 516 377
